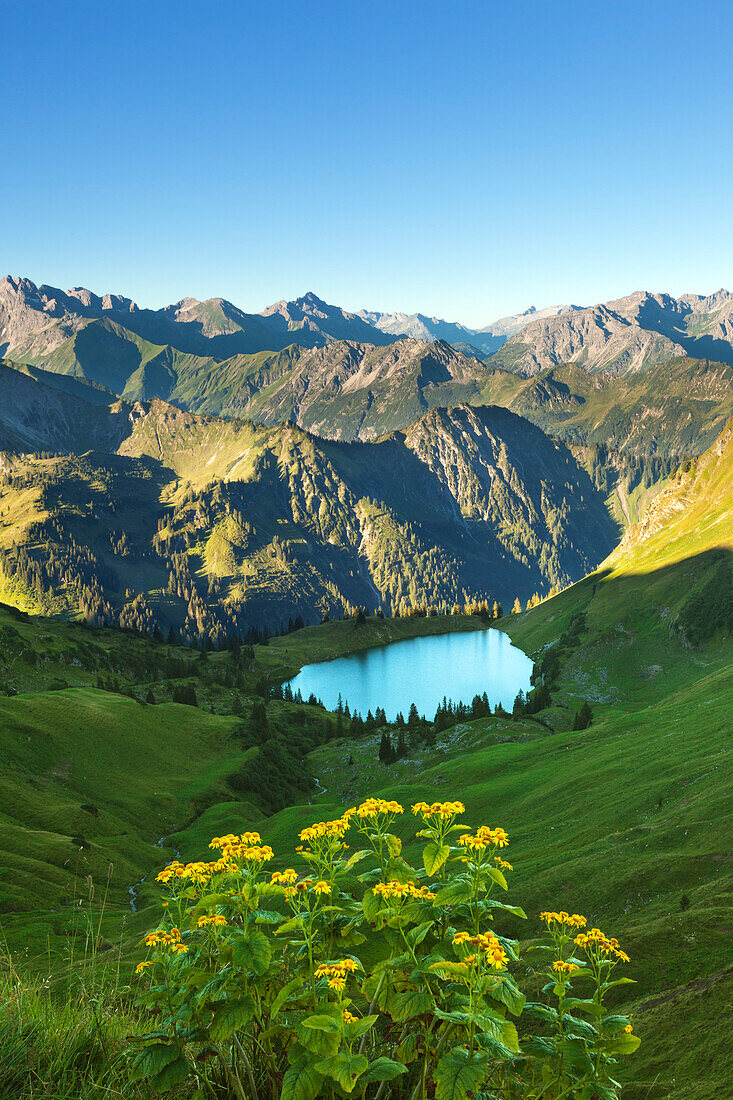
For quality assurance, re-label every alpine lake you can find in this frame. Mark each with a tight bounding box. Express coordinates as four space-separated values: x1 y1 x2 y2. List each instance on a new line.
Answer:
285 627 534 720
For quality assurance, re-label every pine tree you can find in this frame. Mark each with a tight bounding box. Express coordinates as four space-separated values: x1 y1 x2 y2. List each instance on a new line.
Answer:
512 597 522 614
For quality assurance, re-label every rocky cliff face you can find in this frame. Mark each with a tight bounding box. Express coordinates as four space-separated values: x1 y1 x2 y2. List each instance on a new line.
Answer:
488 290 733 375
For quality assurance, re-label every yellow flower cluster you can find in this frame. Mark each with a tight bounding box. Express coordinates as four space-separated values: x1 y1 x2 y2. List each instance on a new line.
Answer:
209 831 261 849
343 1009 358 1024
574 928 630 963
206 833 273 863
135 960 153 974
156 859 231 885
458 826 509 851
356 798 404 819
299 810 355 843
411 800 465 819
494 856 513 870
453 930 508 969
553 959 580 975
373 879 436 901
540 910 587 929
197 914 227 928
271 868 299 886
144 927 188 955
315 958 359 992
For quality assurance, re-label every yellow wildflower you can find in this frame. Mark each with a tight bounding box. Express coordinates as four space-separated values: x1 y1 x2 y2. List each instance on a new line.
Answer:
313 880 331 896
135 960 153 974
197 914 227 928
553 959 579 975
356 797 404 819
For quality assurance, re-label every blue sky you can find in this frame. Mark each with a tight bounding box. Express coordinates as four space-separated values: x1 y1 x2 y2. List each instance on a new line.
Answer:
2 0 732 327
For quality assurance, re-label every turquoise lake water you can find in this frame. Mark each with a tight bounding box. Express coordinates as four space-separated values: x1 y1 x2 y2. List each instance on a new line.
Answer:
285 628 533 720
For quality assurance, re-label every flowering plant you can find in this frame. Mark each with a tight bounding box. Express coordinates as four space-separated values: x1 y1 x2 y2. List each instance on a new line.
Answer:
129 798 639 1098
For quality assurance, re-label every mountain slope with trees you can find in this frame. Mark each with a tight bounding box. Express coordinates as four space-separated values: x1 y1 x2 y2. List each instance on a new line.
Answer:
0 370 616 639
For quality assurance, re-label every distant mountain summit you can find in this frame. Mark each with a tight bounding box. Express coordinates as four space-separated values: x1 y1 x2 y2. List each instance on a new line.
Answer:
489 288 733 375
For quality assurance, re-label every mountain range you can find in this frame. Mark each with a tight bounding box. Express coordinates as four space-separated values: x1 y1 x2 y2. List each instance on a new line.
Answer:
0 361 615 637
2 274 733 636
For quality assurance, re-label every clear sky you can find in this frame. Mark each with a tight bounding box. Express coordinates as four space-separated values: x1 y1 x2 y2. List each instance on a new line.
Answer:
2 0 732 327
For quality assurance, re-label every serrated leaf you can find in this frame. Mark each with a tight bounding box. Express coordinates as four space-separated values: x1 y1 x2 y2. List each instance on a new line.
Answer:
231 928 271 975
149 1055 190 1092
210 995 255 1041
275 916 305 935
303 1013 341 1033
388 989 433 1022
343 1014 378 1042
602 1032 641 1055
130 1043 182 1083
489 975 525 1016
407 920 434 947
423 841 450 877
271 976 304 1018
282 1052 325 1100
254 909 283 924
359 1057 407 1084
429 960 469 978
315 1052 368 1093
434 881 473 906
434 1047 489 1100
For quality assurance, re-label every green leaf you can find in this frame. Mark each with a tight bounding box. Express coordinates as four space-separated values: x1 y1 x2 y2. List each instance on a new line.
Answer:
601 1014 632 1030
359 1057 407 1085
254 909 283 924
486 866 508 891
385 833 402 857
483 898 527 919
315 1052 368 1093
149 1055 191 1092
434 880 473 906
302 1013 341 1033
362 888 381 922
423 841 450 877
193 892 232 915
603 1031 641 1055
275 916 305 936
603 976 637 990
343 1014 378 1042
500 1019 520 1053
407 920 434 947
130 1043 182 1083
343 848 371 871
231 929 271 975
388 989 433 1022
489 975 525 1016
296 1020 340 1058
210 996 255 1041
434 1047 489 1100
429 960 469 978
281 1052 325 1100
271 976 304 1018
